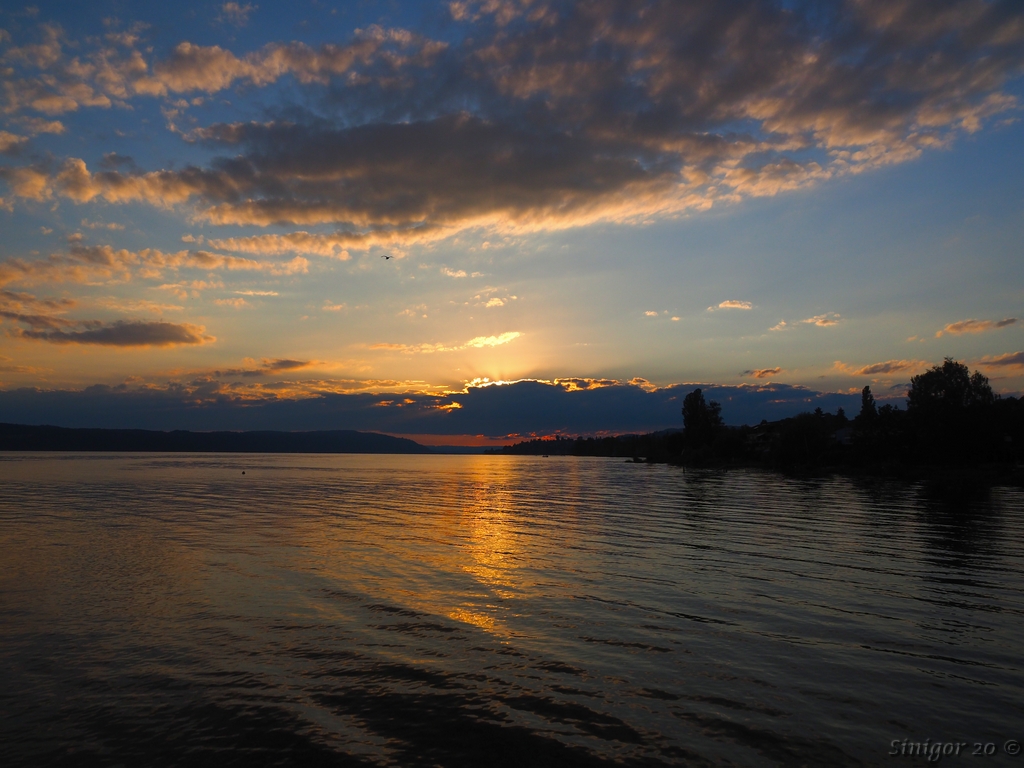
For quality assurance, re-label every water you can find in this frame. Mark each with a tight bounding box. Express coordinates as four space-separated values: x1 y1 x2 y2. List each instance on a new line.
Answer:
1 453 1022 766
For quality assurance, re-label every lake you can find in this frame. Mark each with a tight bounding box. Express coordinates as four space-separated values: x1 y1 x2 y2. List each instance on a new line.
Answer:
1 453 1022 766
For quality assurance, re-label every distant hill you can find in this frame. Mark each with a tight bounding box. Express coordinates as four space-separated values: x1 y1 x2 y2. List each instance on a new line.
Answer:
0 423 430 454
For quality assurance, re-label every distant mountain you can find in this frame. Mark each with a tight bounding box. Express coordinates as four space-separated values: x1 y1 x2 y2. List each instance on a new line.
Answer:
0 423 430 454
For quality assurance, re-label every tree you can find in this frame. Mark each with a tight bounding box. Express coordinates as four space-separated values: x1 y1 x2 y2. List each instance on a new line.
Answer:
906 358 996 463
858 386 877 423
682 388 723 447
908 358 994 411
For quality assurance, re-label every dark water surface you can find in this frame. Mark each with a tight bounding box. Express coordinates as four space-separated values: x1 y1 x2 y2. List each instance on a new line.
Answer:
1 454 1022 766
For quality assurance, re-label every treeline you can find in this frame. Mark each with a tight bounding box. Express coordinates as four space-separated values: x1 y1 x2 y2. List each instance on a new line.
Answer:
500 431 685 458
0 424 431 453
500 359 1024 477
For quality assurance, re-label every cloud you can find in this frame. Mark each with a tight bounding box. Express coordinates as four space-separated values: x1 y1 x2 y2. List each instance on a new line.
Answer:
369 343 410 351
218 3 257 27
801 313 841 327
16 320 214 347
0 242 308 288
215 229 466 261
31 117 677 231
0 288 75 314
769 320 787 331
94 297 183 314
157 280 224 300
0 20 443 116
142 30 442 95
834 359 928 376
371 330 521 354
464 331 520 348
398 304 427 319
99 153 137 171
441 267 467 278
978 351 1024 368
0 2 1020 255
213 297 248 308
935 317 1017 337
718 300 753 310
0 119 65 155
16 117 65 135
0 166 51 199
742 367 781 379
550 377 621 392
262 358 308 372
0 131 29 153
206 227 447 257
0 378 885 435
216 357 315 377
80 219 125 230
0 288 78 333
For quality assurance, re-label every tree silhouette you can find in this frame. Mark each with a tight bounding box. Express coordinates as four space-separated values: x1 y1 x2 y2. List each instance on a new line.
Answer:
682 388 722 448
858 386 877 423
908 358 994 411
907 358 996 463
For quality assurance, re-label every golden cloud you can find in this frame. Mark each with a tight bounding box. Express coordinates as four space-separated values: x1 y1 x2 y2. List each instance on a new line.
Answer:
833 359 929 376
370 330 521 354
935 317 1017 337
977 351 1024 369
742 367 782 379
801 313 841 327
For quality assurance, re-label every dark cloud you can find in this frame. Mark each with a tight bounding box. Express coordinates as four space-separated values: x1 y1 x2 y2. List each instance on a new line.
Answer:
0 379 882 434
16 320 213 346
98 152 138 171
262 358 310 372
187 115 672 227
215 358 315 377
0 284 209 350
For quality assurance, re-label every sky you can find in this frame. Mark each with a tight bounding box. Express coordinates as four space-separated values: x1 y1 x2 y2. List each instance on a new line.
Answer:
0 0 1022 444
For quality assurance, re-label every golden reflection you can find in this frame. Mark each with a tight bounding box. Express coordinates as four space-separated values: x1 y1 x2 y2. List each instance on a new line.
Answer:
445 606 498 633
434 456 524 635
288 456 543 639
460 459 521 587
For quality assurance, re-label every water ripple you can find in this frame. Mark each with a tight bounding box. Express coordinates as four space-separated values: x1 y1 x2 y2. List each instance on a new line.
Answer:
1 453 1022 766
